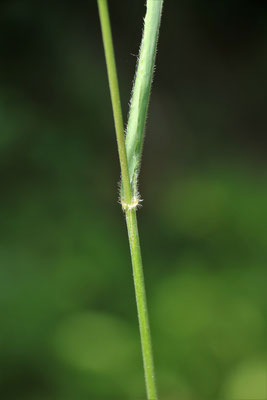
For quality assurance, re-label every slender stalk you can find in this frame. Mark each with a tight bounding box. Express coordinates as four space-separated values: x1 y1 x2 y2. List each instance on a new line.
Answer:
97 1 160 398
97 0 132 205
125 208 157 400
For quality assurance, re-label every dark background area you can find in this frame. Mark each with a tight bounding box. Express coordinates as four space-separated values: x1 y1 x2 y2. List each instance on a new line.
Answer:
1 1 267 399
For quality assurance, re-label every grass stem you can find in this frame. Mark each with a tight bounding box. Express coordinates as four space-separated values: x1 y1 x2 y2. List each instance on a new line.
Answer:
125 208 157 400
97 1 160 398
97 0 132 205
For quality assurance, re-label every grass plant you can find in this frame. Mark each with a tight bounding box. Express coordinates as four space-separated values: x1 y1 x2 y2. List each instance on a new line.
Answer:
97 1 163 398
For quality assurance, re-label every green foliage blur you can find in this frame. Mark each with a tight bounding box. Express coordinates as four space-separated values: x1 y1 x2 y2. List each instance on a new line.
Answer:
1 1 267 399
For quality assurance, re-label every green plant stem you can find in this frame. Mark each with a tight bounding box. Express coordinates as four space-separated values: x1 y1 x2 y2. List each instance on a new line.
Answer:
125 208 157 400
97 0 132 205
97 1 158 399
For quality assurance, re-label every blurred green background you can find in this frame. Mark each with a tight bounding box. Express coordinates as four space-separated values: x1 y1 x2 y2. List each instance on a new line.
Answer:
1 1 267 399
